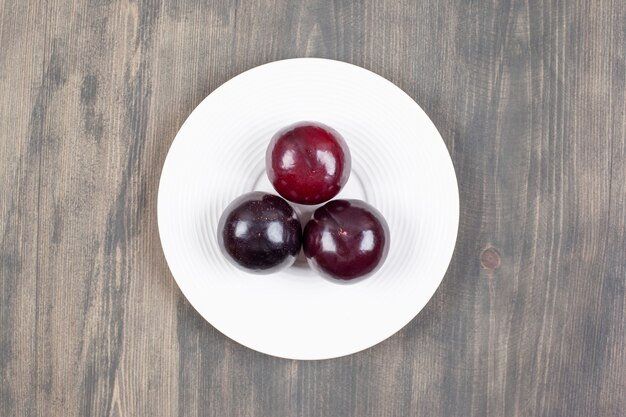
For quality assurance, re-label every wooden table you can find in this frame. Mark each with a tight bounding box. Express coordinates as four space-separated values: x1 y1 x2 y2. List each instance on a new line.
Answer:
1 0 625 416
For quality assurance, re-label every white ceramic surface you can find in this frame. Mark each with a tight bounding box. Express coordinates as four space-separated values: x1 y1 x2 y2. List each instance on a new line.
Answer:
158 58 459 360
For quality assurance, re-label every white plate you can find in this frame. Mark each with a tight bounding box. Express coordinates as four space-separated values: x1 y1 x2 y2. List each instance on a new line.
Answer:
158 58 459 360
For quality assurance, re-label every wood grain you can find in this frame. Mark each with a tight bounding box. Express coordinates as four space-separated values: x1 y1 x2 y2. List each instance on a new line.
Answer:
1 0 625 416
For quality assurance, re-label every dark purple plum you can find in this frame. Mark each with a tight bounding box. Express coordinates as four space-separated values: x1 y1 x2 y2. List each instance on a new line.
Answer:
266 121 351 205
218 192 302 274
303 199 390 281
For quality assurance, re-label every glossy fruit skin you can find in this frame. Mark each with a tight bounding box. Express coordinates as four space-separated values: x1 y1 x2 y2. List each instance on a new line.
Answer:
266 122 351 205
303 199 390 281
218 192 302 274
